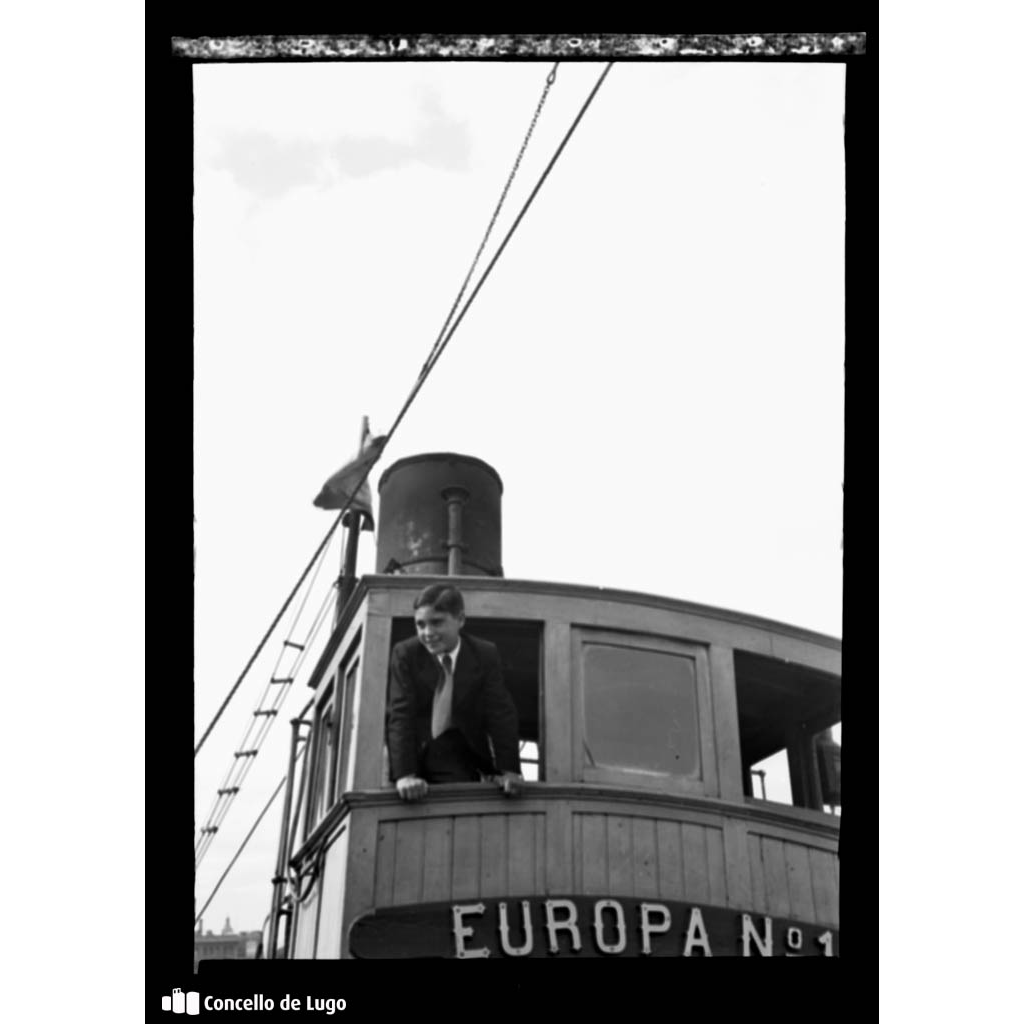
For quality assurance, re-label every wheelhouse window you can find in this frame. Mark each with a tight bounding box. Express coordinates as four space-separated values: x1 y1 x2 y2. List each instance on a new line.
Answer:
573 630 715 794
734 649 841 814
334 657 360 796
582 643 701 777
306 691 334 833
305 633 361 835
388 617 544 779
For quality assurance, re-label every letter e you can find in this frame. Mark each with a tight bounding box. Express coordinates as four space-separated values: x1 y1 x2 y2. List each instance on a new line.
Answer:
452 903 490 958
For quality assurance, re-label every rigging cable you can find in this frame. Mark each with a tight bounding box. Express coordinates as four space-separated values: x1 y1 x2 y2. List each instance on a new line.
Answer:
194 522 339 758
415 62 559 381
385 62 615 444
194 576 336 867
195 60 614 760
194 577 333 863
194 566 336 865
194 742 305 928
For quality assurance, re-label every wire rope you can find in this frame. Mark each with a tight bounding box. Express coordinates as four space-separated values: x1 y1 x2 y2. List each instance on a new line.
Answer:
194 753 301 927
195 61 613 759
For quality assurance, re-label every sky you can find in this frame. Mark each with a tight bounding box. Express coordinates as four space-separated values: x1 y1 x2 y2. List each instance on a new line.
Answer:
193 59 846 941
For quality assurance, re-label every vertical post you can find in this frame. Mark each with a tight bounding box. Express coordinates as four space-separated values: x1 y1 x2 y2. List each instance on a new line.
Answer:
283 904 295 960
335 516 361 622
268 716 303 959
709 645 743 801
441 486 469 575
786 723 824 812
335 417 371 625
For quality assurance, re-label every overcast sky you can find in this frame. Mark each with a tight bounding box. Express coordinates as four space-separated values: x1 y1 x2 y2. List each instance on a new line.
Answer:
193 59 845 939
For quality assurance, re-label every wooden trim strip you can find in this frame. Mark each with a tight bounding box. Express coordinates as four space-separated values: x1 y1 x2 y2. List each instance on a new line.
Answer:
358 574 841 649
291 782 840 863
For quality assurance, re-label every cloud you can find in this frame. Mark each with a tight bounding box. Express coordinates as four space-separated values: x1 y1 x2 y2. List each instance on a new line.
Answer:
211 132 325 199
416 91 471 172
211 91 470 199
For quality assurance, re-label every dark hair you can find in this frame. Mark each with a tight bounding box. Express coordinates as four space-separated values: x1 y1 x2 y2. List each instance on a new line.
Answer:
412 583 465 617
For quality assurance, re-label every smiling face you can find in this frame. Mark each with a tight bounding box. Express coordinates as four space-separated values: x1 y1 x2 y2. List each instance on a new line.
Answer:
414 603 465 656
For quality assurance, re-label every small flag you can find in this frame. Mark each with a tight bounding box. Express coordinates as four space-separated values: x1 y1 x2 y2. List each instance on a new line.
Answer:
313 434 387 529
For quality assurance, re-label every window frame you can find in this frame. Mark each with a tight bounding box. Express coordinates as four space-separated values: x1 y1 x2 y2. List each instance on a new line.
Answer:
332 655 361 799
571 627 718 797
305 687 335 836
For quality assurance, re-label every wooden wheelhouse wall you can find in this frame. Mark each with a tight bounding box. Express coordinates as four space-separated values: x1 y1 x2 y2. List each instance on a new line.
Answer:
287 575 840 958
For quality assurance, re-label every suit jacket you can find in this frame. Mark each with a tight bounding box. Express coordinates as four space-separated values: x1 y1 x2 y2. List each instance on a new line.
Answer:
386 632 521 781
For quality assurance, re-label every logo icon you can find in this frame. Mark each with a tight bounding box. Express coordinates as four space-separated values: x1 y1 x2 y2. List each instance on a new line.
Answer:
162 988 200 1015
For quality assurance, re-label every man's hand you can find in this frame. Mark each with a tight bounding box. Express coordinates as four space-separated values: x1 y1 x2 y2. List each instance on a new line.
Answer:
396 775 428 802
493 771 523 798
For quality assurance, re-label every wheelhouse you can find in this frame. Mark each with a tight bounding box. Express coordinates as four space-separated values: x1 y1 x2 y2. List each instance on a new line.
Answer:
277 572 840 958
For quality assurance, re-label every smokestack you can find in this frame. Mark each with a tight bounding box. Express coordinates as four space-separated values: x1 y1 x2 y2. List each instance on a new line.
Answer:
375 453 503 577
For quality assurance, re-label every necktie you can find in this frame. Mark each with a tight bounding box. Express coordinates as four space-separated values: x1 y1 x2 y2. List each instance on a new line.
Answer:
431 654 453 738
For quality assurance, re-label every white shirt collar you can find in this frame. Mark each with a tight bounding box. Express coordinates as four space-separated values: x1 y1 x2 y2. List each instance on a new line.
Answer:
439 639 461 673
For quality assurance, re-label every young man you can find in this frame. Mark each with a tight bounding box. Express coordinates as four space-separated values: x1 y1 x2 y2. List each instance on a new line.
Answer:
386 583 523 803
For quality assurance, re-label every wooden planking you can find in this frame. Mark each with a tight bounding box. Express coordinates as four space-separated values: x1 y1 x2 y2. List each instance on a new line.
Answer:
632 818 659 899
508 814 542 896
681 823 709 902
571 812 582 889
760 838 792 918
535 814 547 894
392 819 426 906
808 847 839 927
740 818 839 854
366 799 835 937
744 830 838 926
340 813 382 941
480 815 508 898
705 828 727 906
507 815 533 896
784 842 816 923
374 821 397 907
546 802 572 893
372 812 547 908
570 812 733 906
314 829 350 958
722 819 752 910
578 814 609 894
747 833 768 914
292 879 321 959
451 815 482 900
607 815 634 896
655 819 685 900
422 817 454 903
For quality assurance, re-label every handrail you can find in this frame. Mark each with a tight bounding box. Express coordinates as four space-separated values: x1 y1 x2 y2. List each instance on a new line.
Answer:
290 782 841 867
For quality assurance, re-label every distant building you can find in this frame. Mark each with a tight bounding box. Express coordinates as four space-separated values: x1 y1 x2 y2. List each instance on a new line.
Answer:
194 917 261 971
